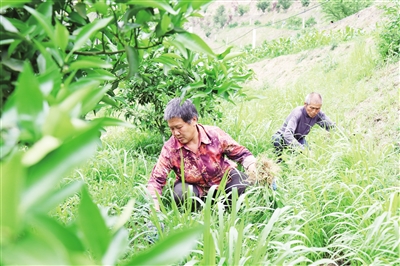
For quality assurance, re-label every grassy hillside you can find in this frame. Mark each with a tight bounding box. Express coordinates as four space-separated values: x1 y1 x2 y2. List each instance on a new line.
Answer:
55 2 399 265
188 1 383 53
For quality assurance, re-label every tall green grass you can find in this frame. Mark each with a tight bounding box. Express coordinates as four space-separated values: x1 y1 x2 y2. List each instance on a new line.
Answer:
56 35 399 264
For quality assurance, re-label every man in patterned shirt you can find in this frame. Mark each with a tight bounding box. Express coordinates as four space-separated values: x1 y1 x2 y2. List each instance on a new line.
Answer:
272 92 335 162
147 98 257 211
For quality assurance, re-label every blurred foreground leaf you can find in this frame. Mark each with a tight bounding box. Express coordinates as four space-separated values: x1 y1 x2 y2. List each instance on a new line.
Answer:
125 225 203 265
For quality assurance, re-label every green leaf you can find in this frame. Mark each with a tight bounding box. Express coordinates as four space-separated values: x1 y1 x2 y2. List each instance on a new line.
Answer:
125 226 203 265
24 5 55 46
125 45 139 79
20 125 101 213
94 2 109 15
100 94 118 108
126 0 178 15
42 106 75 139
222 52 245 62
1 57 24 72
175 32 215 57
111 199 135 233
0 152 25 243
0 15 18 33
155 13 171 37
0 0 30 9
15 62 45 141
78 187 112 260
31 180 85 214
1 230 71 265
69 57 113 71
74 2 87 19
135 9 152 25
80 84 112 115
84 69 116 81
36 56 63 97
71 17 113 53
69 11 87 25
190 0 214 10
152 54 181 67
22 136 61 167
55 20 69 51
59 80 100 114
91 117 134 128
189 80 206 89
167 39 188 59
102 229 129 265
32 214 85 252
217 46 233 60
0 109 20 159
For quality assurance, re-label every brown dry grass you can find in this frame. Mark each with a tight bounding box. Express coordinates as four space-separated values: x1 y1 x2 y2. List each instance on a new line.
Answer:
248 155 281 188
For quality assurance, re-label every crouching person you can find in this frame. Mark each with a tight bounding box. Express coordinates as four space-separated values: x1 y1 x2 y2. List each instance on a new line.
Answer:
146 98 258 211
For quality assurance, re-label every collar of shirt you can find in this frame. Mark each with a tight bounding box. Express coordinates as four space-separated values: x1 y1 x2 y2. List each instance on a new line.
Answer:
171 124 212 150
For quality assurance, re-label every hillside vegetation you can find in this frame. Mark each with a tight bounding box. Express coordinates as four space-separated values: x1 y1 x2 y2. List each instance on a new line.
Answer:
2 0 398 265
66 1 399 265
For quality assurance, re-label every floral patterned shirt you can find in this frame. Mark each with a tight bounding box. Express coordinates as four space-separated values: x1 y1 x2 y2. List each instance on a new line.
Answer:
147 124 255 197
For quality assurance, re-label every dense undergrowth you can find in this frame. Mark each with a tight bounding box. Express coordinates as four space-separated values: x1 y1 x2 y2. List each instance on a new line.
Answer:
55 33 399 264
2 0 398 265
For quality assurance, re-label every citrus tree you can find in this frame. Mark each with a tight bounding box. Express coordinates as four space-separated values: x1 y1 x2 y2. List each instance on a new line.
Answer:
0 0 220 264
118 45 252 137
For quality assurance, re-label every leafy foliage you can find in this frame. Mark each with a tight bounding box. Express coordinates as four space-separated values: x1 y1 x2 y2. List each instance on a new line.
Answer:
301 0 311 8
256 0 270 13
320 0 373 21
238 5 250 16
286 16 303 29
305 17 317 28
277 0 292 12
116 46 253 137
377 2 400 61
213 5 227 28
0 0 212 264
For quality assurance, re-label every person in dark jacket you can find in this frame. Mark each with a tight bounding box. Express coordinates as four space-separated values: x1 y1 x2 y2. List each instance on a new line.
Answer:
272 92 335 162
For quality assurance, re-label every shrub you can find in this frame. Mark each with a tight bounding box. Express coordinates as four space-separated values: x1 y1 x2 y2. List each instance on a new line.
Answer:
287 17 303 29
377 2 400 61
256 0 270 13
277 0 292 12
305 17 317 28
214 5 227 28
238 5 250 16
301 0 310 7
228 22 239 28
254 20 262 26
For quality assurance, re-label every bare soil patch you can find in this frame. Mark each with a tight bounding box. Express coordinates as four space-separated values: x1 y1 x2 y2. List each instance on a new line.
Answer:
246 42 356 89
245 4 386 89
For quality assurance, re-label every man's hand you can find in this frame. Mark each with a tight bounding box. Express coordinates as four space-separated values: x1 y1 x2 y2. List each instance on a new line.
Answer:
246 163 258 184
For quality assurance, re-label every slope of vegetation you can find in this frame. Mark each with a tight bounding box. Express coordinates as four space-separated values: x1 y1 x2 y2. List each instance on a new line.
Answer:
1 0 398 265
65 38 398 265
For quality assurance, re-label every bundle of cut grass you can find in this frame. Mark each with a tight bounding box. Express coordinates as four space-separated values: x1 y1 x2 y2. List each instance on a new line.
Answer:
248 155 281 189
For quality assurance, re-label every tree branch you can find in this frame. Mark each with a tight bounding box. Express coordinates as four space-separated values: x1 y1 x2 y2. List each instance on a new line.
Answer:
72 42 164 56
